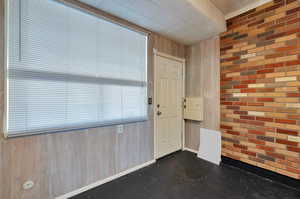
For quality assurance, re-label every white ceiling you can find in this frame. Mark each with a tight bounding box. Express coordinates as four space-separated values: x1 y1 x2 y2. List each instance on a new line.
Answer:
211 0 257 15
79 0 226 45
211 0 272 19
78 0 271 44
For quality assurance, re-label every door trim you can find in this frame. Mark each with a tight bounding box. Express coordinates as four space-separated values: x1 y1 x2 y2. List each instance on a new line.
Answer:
153 49 185 159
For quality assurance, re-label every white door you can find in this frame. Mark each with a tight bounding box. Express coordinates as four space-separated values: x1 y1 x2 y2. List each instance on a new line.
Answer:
154 53 184 159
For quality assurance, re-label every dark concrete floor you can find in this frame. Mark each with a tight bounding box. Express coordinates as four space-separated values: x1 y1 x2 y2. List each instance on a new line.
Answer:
72 151 300 199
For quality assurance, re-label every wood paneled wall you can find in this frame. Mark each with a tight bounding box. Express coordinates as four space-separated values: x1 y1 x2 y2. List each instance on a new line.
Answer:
185 36 221 151
0 1 186 198
152 34 186 58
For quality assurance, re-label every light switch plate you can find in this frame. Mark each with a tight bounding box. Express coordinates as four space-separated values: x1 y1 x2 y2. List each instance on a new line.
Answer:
288 135 300 143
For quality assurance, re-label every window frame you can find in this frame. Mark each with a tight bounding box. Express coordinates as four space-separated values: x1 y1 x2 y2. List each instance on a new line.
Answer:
3 0 150 138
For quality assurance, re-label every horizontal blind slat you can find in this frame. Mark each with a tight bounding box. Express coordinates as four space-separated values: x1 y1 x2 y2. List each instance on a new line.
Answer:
7 0 148 137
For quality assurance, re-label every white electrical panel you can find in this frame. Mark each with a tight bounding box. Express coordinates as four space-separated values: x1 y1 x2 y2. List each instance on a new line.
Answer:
184 97 204 121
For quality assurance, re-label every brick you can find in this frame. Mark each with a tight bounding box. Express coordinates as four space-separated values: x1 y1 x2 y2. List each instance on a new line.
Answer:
276 139 298 146
286 81 300 86
257 153 275 162
286 103 300 108
287 146 300 153
286 60 300 66
256 117 273 122
267 151 285 159
264 102 285 107
220 125 233 130
276 128 298 136
265 42 285 50
241 150 256 156
275 76 297 82
249 138 265 145
241 44 256 51
248 83 265 88
233 93 248 97
275 87 298 92
286 6 300 15
286 167 300 175
266 72 285 78
227 106 240 110
265 112 287 118
233 144 247 150
241 53 256 59
233 85 248 89
248 129 265 135
275 119 296 124
241 88 256 93
257 69 274 74
287 93 300 97
233 111 248 115
241 80 256 84
240 115 255 120
275 34 297 42
248 102 264 106
275 98 298 103
286 71 300 76
257 88 275 92
227 130 240 135
257 98 274 102
248 111 265 116
221 2 300 179
233 102 247 106
287 114 300 119
276 45 299 52
249 47 265 53
243 106 274 112
277 168 299 179
257 135 274 142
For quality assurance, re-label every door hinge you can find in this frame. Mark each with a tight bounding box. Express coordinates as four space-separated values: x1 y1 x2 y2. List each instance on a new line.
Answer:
183 98 186 109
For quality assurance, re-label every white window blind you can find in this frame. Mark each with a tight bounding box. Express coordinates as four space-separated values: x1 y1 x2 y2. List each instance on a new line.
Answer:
5 0 148 137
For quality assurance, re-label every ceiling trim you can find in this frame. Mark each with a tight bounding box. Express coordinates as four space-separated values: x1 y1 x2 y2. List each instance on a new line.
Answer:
225 0 273 20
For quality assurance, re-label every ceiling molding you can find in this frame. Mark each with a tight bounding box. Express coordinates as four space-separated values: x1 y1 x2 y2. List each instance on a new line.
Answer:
225 0 273 20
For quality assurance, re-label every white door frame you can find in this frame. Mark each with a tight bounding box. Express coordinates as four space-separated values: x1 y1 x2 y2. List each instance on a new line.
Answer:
153 49 185 159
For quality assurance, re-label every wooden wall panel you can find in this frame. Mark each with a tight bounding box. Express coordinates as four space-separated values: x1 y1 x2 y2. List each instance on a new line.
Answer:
0 1 186 199
153 34 186 58
185 36 220 151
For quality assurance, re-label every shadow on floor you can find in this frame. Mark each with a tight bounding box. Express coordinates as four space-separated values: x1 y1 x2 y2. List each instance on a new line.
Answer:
72 151 300 199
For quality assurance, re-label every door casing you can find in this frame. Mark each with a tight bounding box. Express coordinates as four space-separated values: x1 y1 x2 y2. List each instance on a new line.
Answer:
153 49 185 159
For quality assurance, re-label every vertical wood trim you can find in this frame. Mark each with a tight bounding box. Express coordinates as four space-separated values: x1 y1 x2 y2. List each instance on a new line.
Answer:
153 51 158 159
0 0 5 140
182 59 186 149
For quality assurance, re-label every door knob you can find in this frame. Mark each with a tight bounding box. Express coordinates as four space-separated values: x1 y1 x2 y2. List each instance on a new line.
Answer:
157 111 162 116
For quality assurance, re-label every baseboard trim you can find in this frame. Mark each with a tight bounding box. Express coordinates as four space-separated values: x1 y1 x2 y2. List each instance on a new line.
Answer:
221 156 300 190
183 147 198 154
55 160 156 199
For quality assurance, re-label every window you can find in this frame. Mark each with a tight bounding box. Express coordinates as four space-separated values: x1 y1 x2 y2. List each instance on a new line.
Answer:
5 0 148 137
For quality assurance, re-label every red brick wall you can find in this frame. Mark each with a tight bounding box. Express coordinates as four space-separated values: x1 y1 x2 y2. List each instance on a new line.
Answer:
220 0 300 179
